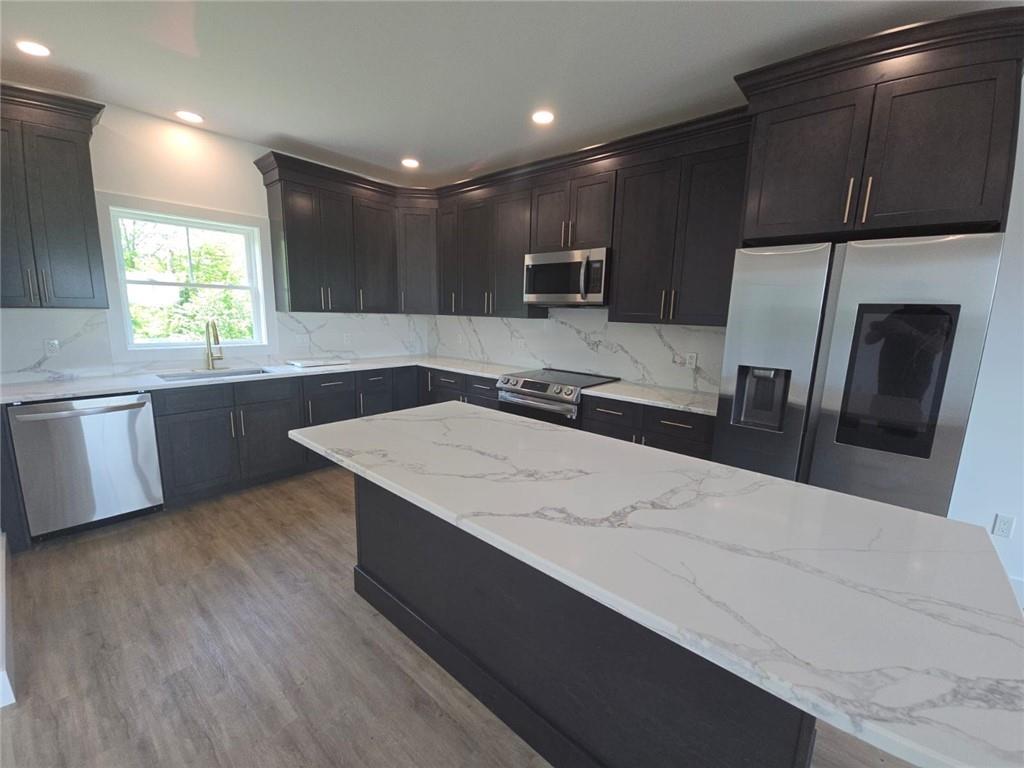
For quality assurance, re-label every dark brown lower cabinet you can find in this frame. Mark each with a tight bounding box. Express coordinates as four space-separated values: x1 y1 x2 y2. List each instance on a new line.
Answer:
237 398 306 481
579 399 714 459
393 367 420 410
156 407 241 501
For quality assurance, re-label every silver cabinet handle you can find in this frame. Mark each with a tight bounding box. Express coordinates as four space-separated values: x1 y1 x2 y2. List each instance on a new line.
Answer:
567 220 573 247
320 286 326 310
39 270 50 304
307 400 313 423
631 434 636 443
842 177 855 224
439 377 455 384
13 401 145 421
359 392 364 414
595 407 623 417
669 289 676 321
24 268 38 303
230 410 236 438
861 176 873 224
401 290 405 313
327 286 333 310
368 375 384 382
319 380 348 387
239 408 246 437
451 291 455 313
641 435 647 446
483 291 487 315
472 383 492 390
560 221 566 248
359 288 364 311
659 289 666 320
660 419 693 429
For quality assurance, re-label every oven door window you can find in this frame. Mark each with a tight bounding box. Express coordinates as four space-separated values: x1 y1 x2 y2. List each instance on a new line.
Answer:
836 303 960 459
525 261 582 296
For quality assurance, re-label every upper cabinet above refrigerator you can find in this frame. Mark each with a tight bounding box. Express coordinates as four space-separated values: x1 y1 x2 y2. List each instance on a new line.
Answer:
736 8 1023 244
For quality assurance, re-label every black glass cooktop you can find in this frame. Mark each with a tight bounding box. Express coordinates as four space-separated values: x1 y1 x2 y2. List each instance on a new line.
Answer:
506 368 619 388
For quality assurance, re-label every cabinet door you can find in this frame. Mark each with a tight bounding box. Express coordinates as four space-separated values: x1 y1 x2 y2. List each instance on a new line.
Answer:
641 430 712 460
670 144 748 326
276 182 324 311
353 197 397 313
238 398 306 481
396 207 438 314
306 389 356 426
530 181 570 252
22 123 107 308
423 388 464 405
609 159 681 323
568 169 615 249
458 200 491 316
320 190 356 312
1 119 37 308
438 206 460 315
466 394 498 410
857 62 1018 232
156 407 240 500
358 389 394 416
581 418 636 444
393 366 420 411
491 191 532 317
743 87 874 242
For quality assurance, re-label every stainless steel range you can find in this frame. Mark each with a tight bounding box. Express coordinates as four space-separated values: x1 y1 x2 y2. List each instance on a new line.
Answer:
497 369 619 424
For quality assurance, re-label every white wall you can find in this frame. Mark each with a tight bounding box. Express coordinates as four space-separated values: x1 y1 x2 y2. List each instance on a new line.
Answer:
948 95 1024 605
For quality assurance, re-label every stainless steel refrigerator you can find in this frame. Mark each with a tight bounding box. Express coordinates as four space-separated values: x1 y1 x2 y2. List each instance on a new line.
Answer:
713 233 1004 517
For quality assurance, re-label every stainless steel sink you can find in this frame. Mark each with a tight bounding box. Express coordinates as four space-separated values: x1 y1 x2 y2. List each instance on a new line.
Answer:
157 368 269 382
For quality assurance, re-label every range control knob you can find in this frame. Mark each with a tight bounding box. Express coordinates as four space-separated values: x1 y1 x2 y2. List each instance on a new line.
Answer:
552 385 562 394
563 387 574 397
499 377 508 384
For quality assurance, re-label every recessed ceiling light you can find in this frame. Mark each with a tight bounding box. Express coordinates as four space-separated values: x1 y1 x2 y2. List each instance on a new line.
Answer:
16 40 50 57
174 110 204 124
532 110 555 125
401 157 420 169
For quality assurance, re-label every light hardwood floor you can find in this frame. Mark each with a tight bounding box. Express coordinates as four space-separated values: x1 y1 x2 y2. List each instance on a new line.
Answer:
1 468 912 768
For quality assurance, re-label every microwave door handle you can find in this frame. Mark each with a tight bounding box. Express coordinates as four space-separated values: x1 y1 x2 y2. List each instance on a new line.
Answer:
579 256 588 299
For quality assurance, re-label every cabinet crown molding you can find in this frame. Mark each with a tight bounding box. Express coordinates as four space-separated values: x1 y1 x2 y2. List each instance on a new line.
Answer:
735 7 1024 104
0 83 104 129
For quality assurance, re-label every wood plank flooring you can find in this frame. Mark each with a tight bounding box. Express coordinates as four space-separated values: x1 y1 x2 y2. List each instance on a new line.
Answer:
1 468 912 768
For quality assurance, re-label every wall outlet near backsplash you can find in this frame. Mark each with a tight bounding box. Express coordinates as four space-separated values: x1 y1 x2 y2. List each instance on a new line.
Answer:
684 352 698 369
45 339 61 355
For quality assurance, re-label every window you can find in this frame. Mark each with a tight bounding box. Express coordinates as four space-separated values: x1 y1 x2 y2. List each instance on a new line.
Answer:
111 209 265 348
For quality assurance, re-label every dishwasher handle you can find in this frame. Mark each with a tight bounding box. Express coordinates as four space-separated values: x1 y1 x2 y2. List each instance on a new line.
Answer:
12 401 147 422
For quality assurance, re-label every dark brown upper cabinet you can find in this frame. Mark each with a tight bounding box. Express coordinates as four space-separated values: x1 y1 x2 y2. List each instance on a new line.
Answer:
266 181 354 312
457 199 491 317
1 86 107 309
568 167 615 249
670 144 748 326
857 61 1019 233
490 190 533 317
396 206 438 314
736 8 1023 243
530 180 570 252
437 204 460 315
609 159 681 323
352 196 397 313
529 165 615 252
743 88 874 243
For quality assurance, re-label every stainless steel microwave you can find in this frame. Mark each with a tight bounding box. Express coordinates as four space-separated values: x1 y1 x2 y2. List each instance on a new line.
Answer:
523 248 608 306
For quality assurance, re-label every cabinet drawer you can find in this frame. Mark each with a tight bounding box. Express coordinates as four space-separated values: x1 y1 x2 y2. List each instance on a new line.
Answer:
466 375 498 396
466 393 498 410
581 396 642 429
581 418 637 444
303 372 355 396
357 369 392 393
642 406 713 443
642 430 712 460
426 369 466 392
151 384 234 415
233 377 301 405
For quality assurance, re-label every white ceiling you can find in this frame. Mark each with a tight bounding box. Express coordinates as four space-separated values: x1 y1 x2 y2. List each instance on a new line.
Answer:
0 1 1013 186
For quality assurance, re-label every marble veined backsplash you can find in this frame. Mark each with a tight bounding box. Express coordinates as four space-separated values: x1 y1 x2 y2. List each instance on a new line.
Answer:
431 309 724 392
0 307 724 393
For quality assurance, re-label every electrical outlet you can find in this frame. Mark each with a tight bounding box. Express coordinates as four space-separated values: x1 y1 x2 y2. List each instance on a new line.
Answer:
684 352 698 369
44 339 60 355
342 333 352 346
992 514 1015 539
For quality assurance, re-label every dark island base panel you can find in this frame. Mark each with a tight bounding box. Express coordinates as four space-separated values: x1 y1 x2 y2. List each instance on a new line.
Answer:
353 476 817 768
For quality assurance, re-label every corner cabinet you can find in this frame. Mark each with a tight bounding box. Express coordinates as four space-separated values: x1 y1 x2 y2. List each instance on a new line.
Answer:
396 206 438 314
352 196 398 312
737 10 1024 242
1 86 107 309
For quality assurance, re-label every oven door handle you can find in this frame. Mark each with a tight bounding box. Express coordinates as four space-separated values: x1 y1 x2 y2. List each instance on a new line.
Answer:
498 390 577 418
579 255 588 299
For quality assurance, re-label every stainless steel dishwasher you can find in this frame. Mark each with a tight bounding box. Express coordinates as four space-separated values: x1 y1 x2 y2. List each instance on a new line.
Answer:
8 393 163 536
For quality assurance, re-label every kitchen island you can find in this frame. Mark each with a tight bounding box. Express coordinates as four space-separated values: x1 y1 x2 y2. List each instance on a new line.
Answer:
290 401 1023 768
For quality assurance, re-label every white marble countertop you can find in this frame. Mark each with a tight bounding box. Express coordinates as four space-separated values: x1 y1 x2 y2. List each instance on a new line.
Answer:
291 401 1023 768
0 355 717 415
